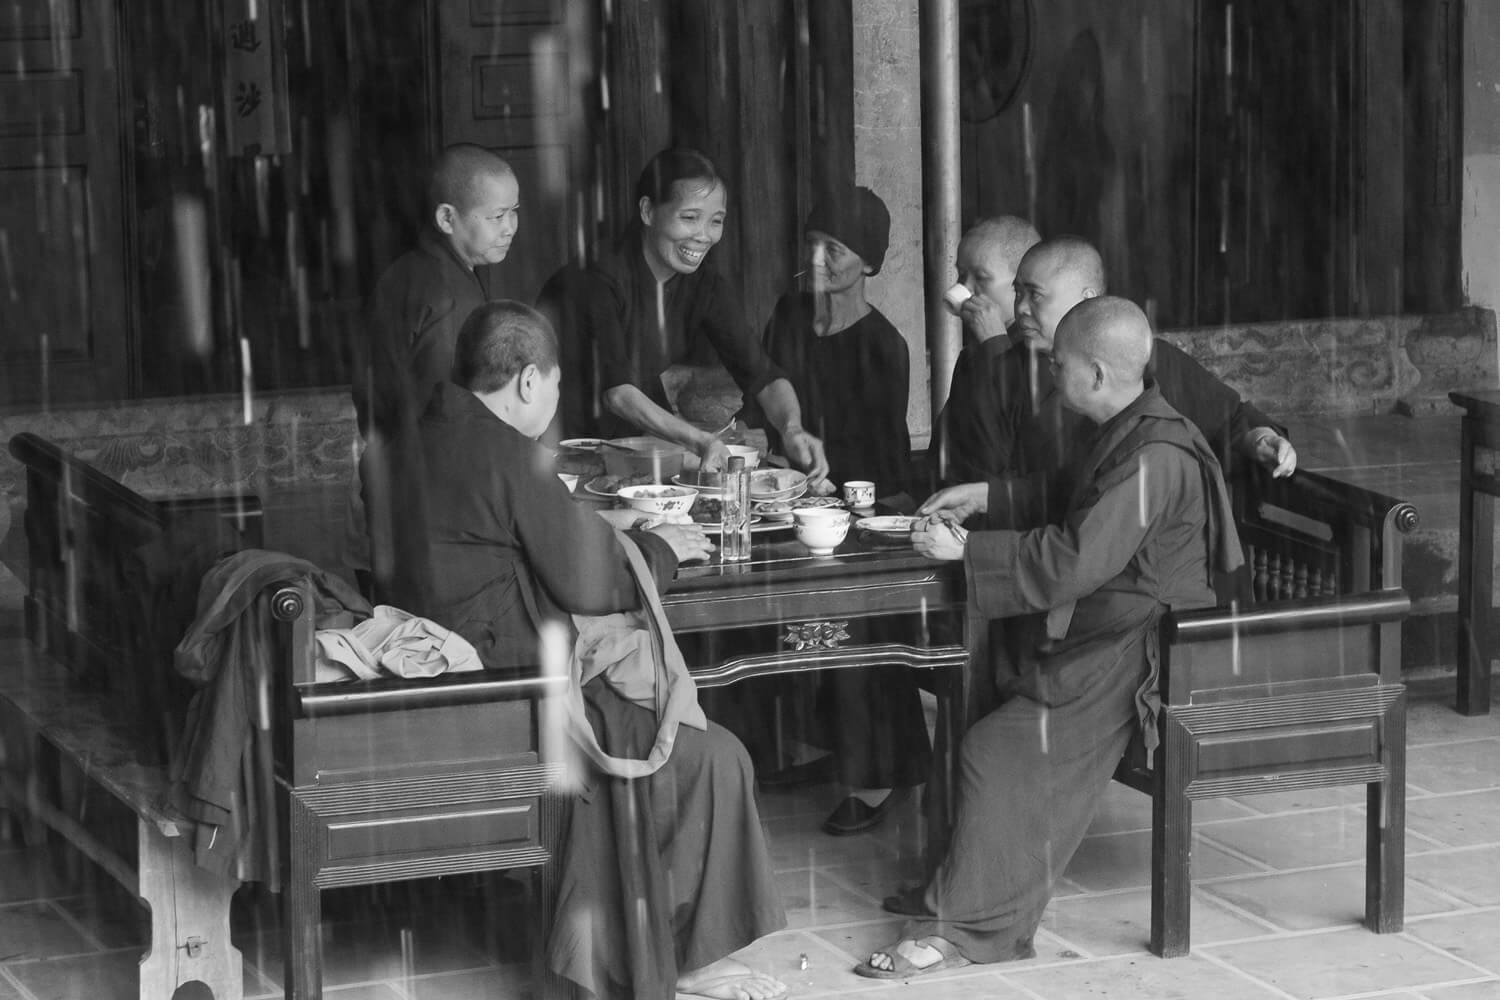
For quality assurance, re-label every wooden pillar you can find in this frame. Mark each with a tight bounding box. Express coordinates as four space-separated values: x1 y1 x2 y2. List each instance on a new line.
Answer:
920 0 963 422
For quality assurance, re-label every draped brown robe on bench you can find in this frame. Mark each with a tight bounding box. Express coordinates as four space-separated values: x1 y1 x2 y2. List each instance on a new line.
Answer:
904 386 1242 962
400 383 786 999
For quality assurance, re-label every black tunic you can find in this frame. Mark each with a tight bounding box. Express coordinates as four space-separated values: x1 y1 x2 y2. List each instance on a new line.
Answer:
758 292 912 492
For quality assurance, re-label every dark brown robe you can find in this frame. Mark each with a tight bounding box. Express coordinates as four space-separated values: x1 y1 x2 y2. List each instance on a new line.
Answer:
904 386 1242 962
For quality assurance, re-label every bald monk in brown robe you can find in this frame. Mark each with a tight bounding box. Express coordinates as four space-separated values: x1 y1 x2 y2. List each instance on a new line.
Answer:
858 297 1242 978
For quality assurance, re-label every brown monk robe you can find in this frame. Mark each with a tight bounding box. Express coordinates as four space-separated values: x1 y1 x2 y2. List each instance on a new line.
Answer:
862 297 1242 978
392 302 787 1000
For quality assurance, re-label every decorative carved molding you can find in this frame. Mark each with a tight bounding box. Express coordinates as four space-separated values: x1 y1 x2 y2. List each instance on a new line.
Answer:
782 620 850 650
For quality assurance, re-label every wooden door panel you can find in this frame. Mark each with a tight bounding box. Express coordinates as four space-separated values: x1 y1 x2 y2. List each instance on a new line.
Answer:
435 0 579 307
0 0 128 404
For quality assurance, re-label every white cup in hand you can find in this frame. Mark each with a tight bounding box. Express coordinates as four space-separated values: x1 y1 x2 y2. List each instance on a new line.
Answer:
943 283 973 315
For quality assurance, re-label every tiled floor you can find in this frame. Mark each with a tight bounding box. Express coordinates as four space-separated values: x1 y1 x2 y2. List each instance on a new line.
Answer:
2 681 1499 1000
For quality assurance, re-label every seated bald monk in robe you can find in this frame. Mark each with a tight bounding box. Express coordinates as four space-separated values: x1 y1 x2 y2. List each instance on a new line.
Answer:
391 300 788 1000
929 216 1040 486
857 297 1242 979
936 236 1295 515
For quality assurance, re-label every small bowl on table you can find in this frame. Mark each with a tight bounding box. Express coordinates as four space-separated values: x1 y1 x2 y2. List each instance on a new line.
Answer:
792 507 851 555
724 444 760 469
617 484 699 519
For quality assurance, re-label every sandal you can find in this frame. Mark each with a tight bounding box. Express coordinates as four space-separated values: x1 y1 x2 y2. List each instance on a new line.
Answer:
853 936 971 980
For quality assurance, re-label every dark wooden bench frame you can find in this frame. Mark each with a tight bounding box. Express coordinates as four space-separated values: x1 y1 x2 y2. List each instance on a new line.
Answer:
1114 467 1417 956
6 432 566 1000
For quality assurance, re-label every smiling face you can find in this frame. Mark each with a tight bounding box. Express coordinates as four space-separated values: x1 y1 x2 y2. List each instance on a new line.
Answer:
639 178 727 280
438 170 520 269
805 230 868 295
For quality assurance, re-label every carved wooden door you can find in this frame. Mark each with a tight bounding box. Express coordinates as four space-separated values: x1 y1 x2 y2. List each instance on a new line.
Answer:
433 0 586 306
0 0 131 405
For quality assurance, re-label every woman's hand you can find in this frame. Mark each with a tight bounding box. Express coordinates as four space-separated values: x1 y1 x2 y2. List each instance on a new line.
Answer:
782 426 831 488
697 437 732 473
649 522 715 563
918 482 988 522
911 513 968 561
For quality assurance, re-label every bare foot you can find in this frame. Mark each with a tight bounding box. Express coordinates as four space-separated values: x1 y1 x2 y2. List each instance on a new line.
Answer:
676 957 788 1000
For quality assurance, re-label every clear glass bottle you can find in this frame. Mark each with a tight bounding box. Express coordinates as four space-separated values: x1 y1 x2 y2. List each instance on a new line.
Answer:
720 455 752 561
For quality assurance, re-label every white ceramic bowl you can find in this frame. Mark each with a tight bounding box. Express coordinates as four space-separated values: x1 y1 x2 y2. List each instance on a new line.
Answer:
792 507 850 555
617 484 699 517
725 444 760 469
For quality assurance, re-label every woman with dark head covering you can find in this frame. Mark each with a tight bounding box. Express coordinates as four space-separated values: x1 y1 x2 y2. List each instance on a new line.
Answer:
755 184 911 493
538 147 830 486
743 185 927 835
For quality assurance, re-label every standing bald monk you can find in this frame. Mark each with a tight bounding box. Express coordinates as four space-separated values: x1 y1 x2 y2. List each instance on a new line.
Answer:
858 298 1242 978
352 144 519 598
930 216 1041 485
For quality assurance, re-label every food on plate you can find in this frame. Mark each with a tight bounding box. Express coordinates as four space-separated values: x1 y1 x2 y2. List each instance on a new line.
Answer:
690 496 724 524
586 472 656 495
790 496 844 510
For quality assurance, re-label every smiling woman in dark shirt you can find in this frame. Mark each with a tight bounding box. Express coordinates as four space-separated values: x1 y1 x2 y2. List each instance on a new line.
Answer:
538 148 830 485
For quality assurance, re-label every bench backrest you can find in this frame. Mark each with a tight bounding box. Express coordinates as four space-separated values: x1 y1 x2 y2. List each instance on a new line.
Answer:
10 432 264 762
1114 467 1416 789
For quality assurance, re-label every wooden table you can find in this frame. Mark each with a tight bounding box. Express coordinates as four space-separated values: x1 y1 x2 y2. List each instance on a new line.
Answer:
659 521 971 867
1452 389 1500 715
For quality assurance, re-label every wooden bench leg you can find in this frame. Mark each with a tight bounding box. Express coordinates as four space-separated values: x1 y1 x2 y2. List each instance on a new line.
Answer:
136 819 242 1000
1367 697 1407 933
1150 736 1192 958
286 797 324 1000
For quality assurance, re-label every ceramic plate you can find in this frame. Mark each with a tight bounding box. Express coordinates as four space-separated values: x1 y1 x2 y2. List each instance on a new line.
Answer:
559 437 608 452
856 515 918 534
584 473 658 497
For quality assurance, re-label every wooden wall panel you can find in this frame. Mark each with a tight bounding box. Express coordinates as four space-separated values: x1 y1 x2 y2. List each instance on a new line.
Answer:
0 0 128 404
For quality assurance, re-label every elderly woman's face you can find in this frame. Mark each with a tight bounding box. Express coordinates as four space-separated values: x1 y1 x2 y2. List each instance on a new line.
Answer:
640 179 726 278
805 230 866 295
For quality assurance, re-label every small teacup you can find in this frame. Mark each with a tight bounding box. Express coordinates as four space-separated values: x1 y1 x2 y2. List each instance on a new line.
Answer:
792 507 851 556
843 480 875 509
943 283 973 315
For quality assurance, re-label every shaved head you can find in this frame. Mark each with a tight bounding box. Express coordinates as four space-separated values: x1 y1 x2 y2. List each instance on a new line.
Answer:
1056 296 1153 383
1022 236 1106 294
427 143 514 214
1012 236 1108 349
960 216 1041 272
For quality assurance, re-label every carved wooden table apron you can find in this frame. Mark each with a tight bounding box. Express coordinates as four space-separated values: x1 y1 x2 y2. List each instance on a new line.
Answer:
660 530 971 869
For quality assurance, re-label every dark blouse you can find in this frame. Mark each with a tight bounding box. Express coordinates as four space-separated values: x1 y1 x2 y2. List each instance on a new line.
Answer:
756 292 912 492
536 233 785 439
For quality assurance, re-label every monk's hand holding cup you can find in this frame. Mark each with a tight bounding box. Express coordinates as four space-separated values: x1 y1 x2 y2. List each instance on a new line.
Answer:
649 522 715 563
918 482 988 523
959 293 1009 344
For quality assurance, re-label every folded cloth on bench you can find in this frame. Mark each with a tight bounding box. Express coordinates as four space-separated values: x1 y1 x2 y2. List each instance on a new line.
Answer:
315 605 482 681
174 549 371 882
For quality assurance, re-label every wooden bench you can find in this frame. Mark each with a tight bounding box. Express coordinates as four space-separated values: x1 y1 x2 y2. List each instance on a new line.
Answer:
3 433 262 999
5 432 565 1000
1115 466 1418 956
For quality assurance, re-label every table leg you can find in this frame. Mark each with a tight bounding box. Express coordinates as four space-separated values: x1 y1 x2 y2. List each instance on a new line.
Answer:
136 819 243 1000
